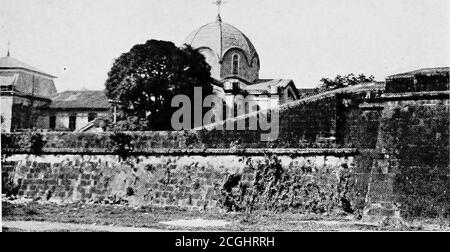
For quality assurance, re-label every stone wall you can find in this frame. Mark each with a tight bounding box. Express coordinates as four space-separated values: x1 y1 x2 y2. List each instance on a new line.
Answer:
3 84 448 217
372 98 450 218
362 93 450 219
198 82 385 148
2 149 358 212
195 94 339 148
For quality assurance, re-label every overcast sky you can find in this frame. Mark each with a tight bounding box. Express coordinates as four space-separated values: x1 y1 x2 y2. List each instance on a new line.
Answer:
0 0 449 91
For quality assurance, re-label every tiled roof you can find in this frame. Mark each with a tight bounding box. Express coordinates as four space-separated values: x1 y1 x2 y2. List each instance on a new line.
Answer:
297 88 319 98
0 56 56 78
48 90 110 109
388 67 449 79
246 79 294 91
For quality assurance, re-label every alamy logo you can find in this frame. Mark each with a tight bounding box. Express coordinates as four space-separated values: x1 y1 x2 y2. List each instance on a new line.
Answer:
171 87 279 141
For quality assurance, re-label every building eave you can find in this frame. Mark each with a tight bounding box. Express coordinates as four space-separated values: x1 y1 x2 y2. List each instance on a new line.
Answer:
0 67 57 79
0 90 52 102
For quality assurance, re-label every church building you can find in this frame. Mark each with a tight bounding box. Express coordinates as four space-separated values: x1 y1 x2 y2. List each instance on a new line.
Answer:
183 12 300 113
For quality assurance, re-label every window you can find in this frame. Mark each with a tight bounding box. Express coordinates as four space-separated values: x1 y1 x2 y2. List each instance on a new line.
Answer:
232 81 239 91
69 115 77 131
232 54 239 75
88 113 97 122
0 85 13 91
49 116 56 130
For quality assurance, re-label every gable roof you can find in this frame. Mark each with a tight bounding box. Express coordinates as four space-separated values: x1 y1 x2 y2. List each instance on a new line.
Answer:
0 56 56 78
48 90 110 110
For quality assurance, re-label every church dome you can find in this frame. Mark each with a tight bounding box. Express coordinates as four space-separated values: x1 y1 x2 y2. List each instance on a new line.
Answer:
184 17 260 83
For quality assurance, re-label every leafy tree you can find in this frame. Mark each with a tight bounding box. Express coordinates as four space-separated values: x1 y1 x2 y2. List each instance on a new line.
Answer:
105 40 213 130
319 73 375 91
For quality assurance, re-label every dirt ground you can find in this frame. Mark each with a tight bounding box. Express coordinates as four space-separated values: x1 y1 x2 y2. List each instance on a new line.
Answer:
2 201 449 232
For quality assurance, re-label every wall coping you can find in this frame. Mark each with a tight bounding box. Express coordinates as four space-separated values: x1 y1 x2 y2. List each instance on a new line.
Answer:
1 147 358 156
379 91 450 101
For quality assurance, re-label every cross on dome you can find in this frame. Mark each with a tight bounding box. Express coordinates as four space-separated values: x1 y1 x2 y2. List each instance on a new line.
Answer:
212 0 226 22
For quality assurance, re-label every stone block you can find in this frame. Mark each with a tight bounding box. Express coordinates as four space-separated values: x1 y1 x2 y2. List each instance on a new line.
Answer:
80 180 91 186
191 193 201 199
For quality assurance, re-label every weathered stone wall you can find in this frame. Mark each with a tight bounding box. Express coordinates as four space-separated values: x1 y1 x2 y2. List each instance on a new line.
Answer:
198 82 385 148
0 83 384 214
362 93 450 219
196 95 339 148
2 150 357 212
373 99 450 217
3 84 448 217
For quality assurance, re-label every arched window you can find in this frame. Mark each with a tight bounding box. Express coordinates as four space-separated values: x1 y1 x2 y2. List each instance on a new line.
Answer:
232 54 239 75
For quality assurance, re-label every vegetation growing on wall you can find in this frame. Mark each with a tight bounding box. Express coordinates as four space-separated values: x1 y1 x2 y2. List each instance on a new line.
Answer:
1 132 46 154
109 132 134 161
319 73 375 91
220 155 363 216
2 177 21 197
29 132 46 154
380 102 449 218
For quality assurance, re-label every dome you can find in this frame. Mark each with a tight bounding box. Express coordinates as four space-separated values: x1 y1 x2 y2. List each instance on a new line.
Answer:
184 18 260 83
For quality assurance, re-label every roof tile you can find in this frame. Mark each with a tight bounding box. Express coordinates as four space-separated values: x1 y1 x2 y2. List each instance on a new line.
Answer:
48 90 110 109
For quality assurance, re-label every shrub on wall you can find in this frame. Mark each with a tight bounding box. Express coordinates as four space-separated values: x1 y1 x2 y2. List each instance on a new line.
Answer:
29 132 46 154
220 155 362 216
1 134 19 152
109 132 134 161
2 177 21 197
379 102 450 218
1 132 46 154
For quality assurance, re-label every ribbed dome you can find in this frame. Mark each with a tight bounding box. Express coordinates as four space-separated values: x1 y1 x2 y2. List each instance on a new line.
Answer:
184 20 259 66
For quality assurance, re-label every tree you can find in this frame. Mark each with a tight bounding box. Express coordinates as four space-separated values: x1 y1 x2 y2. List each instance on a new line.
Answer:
319 73 375 91
105 40 213 130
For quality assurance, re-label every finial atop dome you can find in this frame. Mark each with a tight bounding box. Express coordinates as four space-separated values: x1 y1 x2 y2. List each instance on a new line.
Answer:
212 0 226 22
7 41 10 57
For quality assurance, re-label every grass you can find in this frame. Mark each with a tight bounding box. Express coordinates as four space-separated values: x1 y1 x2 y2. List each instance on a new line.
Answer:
2 201 448 232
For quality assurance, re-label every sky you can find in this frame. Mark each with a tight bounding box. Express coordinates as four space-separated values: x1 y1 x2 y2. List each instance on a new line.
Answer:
0 0 449 91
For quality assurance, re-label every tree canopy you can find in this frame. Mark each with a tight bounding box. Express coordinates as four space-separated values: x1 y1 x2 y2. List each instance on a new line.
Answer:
319 73 375 91
105 40 213 130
